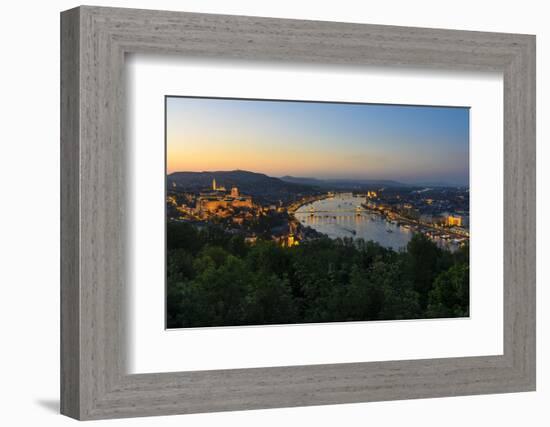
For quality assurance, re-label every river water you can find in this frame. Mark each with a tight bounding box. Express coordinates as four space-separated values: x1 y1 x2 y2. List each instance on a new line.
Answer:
295 193 413 251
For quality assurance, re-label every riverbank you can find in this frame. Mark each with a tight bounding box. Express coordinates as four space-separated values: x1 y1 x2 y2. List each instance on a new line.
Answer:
286 192 333 214
292 194 412 250
361 203 468 249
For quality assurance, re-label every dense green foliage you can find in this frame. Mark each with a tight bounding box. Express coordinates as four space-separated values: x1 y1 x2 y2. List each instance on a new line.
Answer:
166 222 469 328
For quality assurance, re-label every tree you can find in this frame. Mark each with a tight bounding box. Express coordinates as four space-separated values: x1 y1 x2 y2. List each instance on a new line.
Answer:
406 233 441 308
166 221 203 253
187 255 252 327
426 264 469 318
167 248 195 282
166 222 468 328
246 241 290 278
245 273 297 325
374 260 421 320
341 264 383 321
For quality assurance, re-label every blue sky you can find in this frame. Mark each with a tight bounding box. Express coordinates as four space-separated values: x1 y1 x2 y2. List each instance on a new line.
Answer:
167 96 469 186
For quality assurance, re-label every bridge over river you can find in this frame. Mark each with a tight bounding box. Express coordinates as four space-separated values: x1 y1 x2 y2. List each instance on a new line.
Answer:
288 193 365 214
292 193 466 251
299 207 367 214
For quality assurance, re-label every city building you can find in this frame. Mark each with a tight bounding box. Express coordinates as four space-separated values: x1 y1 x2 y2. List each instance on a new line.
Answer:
286 233 298 247
196 179 253 214
244 236 258 245
446 215 462 227
166 195 177 206
211 177 226 192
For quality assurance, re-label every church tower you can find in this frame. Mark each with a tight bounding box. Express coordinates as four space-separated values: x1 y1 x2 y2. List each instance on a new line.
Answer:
212 178 217 191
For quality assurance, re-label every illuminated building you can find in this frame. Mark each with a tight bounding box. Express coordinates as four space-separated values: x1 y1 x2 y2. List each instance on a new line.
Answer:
446 215 462 227
366 191 378 199
166 195 177 206
365 200 377 209
230 197 253 208
211 177 226 192
244 236 258 245
197 184 253 213
287 233 299 247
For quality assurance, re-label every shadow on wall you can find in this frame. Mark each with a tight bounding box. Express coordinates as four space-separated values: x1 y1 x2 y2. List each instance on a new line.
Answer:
35 399 59 414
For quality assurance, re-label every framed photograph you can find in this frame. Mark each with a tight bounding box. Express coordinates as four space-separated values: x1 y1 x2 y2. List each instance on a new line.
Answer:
61 6 536 420
164 96 471 330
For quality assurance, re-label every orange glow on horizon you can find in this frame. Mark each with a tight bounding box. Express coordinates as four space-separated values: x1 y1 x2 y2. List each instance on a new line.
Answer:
165 97 469 185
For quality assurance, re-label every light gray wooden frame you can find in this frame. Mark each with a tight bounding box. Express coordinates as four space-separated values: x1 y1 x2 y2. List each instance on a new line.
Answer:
61 5 536 420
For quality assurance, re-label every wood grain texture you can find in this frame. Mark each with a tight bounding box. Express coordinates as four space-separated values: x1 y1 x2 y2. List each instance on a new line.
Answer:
60 7 80 419
60 6 536 420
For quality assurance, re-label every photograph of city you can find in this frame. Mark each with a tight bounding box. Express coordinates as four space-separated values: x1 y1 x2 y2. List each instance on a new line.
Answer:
165 96 470 329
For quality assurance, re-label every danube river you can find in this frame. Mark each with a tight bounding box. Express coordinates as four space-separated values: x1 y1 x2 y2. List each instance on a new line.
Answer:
295 193 413 250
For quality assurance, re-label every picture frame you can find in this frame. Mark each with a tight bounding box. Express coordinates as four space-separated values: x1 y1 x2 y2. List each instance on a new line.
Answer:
60 5 536 420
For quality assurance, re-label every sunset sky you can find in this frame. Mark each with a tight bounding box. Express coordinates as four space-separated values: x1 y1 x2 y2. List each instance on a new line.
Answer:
166 96 469 186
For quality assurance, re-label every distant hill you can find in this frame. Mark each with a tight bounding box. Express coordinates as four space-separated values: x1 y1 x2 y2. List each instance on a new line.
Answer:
167 170 320 204
411 181 463 188
279 176 327 187
280 175 408 189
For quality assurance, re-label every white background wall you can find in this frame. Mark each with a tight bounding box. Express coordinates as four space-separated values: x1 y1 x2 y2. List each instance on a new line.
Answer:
0 0 546 425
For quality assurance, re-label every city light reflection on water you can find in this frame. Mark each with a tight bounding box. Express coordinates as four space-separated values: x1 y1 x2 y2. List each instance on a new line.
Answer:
295 194 412 250
295 193 462 252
